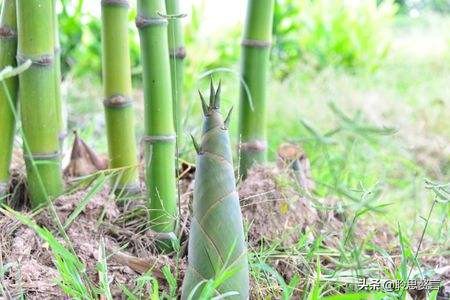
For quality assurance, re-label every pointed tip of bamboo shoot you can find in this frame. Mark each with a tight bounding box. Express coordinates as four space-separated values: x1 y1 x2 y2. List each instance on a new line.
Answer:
214 80 221 109
190 134 201 154
198 90 209 116
224 106 233 129
209 78 215 107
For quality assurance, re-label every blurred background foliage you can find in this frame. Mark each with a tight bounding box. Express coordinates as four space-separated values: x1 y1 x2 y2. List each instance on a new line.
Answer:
272 0 397 78
57 0 450 82
395 0 450 13
59 0 140 78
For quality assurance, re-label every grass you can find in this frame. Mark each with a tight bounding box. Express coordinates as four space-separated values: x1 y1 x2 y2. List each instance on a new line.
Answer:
0 11 448 300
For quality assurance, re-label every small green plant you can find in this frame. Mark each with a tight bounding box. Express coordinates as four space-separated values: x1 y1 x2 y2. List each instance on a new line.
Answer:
121 271 162 299
97 238 113 300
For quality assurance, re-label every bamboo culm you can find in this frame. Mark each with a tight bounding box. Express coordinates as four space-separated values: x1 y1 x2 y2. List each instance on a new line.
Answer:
101 0 139 194
17 0 64 207
53 0 65 145
182 83 249 299
238 0 274 177
165 0 185 148
0 0 18 197
136 0 177 245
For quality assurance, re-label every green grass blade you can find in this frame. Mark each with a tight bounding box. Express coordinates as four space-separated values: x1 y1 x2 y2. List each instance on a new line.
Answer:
64 173 108 230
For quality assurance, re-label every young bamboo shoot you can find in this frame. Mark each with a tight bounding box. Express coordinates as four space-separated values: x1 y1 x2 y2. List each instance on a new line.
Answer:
182 83 249 299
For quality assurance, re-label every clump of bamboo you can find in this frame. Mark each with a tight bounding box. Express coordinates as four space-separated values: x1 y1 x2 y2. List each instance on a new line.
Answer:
101 0 139 194
165 0 185 147
182 83 249 299
238 0 274 177
136 0 177 242
16 0 64 207
0 0 18 197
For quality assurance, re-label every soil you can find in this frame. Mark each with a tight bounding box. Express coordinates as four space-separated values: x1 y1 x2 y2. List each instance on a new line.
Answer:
0 161 448 299
239 165 319 247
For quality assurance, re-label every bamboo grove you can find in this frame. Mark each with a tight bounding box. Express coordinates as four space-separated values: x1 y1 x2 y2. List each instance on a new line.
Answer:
0 0 275 296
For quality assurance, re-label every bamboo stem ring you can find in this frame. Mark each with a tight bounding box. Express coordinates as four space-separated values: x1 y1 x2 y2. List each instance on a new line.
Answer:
239 140 268 153
169 46 186 59
23 151 61 161
136 15 167 29
103 94 134 108
142 135 176 144
0 26 16 39
241 38 272 48
101 0 129 7
16 53 54 66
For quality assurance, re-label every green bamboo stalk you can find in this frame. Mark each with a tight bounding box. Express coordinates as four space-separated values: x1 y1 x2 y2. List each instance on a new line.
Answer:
182 83 249 299
101 0 139 194
165 0 185 147
238 0 274 177
53 0 65 144
0 0 18 197
17 0 64 207
136 0 177 242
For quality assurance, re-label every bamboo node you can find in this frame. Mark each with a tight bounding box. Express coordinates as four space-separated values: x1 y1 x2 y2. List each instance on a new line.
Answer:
17 53 54 66
103 95 133 108
169 47 186 60
101 0 129 7
143 135 176 144
135 15 168 29
239 140 268 153
24 151 61 161
0 26 16 39
241 39 272 48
